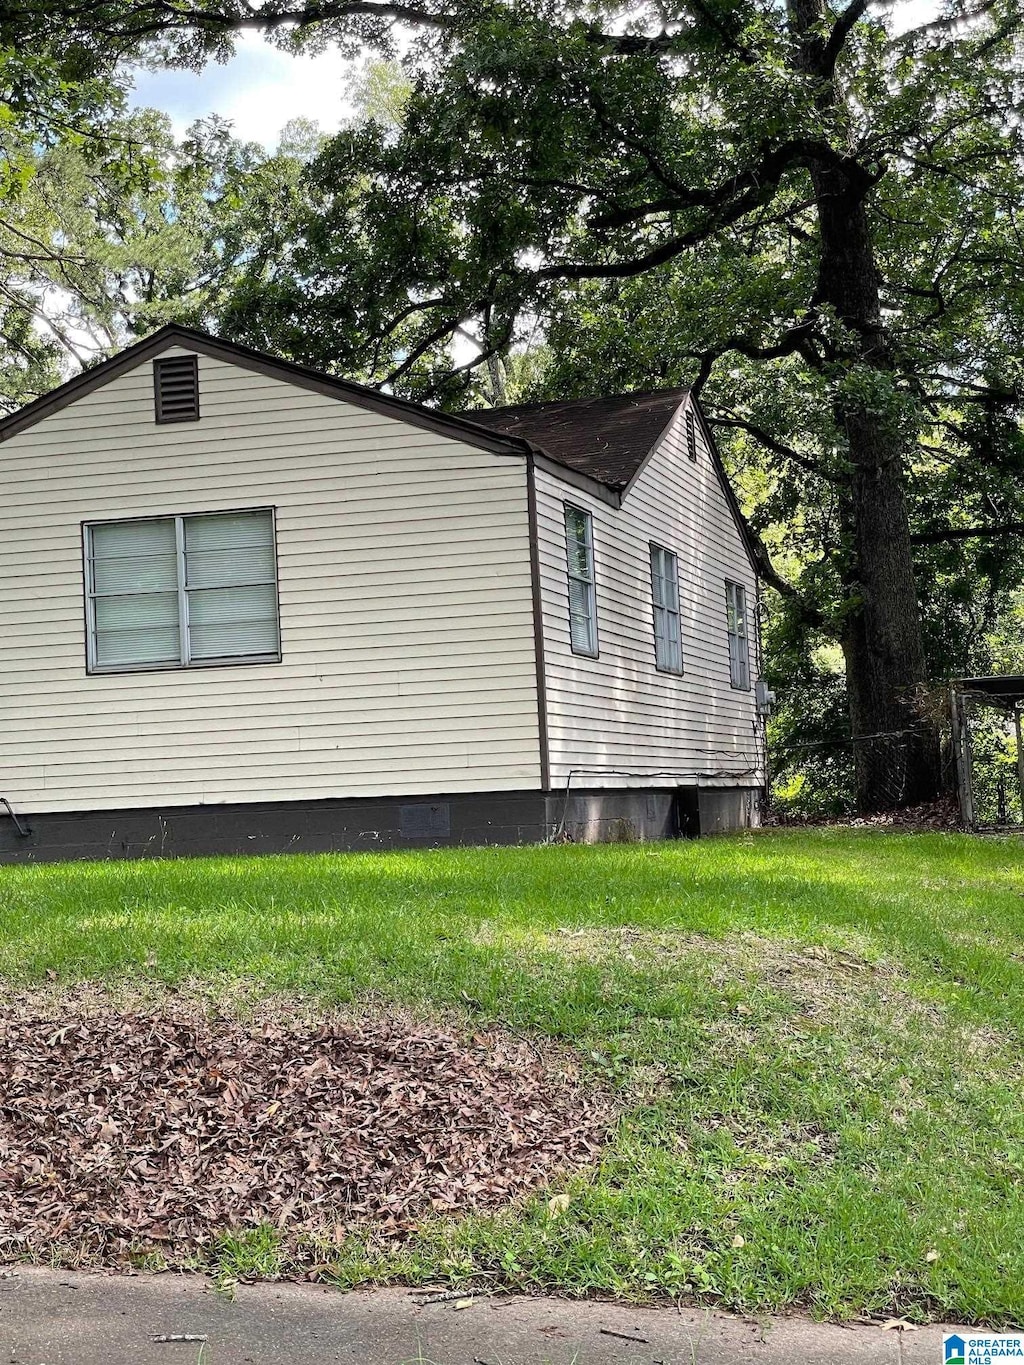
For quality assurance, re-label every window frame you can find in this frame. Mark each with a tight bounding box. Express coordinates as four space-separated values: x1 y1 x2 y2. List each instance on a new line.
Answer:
725 579 751 690
649 542 684 676
83 506 282 676
563 502 599 659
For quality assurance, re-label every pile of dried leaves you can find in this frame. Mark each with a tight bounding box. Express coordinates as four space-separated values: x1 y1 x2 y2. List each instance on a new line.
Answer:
772 795 962 832
0 1002 609 1264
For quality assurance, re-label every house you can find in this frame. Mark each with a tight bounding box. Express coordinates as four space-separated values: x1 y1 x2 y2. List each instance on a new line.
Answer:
0 326 767 862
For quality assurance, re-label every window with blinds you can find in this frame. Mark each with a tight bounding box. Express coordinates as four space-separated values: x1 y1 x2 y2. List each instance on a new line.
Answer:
564 504 598 657
726 580 750 690
650 544 683 674
85 509 280 672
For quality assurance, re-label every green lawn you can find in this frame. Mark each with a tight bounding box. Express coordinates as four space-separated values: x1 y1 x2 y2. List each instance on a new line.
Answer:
2 830 1023 1323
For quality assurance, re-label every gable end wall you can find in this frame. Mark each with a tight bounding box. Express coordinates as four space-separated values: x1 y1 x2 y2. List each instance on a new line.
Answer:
0 347 542 813
535 400 764 790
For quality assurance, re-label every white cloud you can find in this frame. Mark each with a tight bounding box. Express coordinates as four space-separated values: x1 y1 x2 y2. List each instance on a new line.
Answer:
128 33 359 148
127 4 943 149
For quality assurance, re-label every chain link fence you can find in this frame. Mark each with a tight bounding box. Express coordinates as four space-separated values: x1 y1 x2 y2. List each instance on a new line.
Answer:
949 679 1024 829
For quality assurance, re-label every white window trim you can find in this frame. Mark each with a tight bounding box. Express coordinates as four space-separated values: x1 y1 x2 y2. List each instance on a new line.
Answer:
83 507 281 675
726 579 751 690
564 502 598 658
650 542 684 675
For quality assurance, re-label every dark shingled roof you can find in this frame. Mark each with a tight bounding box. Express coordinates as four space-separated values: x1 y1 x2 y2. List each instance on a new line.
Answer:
457 389 689 490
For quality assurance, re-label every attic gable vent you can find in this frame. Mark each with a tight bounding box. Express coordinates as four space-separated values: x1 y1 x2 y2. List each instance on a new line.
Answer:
154 355 199 424
685 409 697 461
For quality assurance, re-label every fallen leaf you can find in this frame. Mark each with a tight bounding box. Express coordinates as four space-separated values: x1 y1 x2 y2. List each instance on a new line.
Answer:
0 999 613 1269
548 1193 572 1216
925 1249 940 1263
731 1234 746 1248
880 1318 920 1332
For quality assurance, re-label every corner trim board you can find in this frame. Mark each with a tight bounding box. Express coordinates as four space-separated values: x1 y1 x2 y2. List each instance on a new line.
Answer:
526 451 552 791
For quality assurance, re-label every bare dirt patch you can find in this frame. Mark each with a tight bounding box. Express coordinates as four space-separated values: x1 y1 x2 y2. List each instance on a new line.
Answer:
543 924 900 992
0 992 610 1267
540 925 980 1052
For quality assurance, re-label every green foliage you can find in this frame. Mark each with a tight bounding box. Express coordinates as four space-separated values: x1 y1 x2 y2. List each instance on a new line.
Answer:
963 706 1023 827
0 100 325 406
0 45 128 403
767 645 854 816
3 0 1024 800
212 1225 285 1286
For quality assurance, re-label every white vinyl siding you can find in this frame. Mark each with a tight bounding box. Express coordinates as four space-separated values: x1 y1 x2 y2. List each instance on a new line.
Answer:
86 509 279 671
726 579 750 690
650 544 683 674
534 398 763 790
0 345 541 812
564 504 597 657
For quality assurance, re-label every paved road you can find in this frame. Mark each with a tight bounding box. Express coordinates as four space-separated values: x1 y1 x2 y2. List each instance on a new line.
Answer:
0 1267 958 1364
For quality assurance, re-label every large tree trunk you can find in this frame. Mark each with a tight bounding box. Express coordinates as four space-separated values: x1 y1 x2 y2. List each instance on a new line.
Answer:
789 0 941 810
812 163 941 809
840 441 941 809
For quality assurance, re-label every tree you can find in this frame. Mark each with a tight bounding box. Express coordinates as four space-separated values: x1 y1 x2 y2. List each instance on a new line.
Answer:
0 96 322 402
72 112 321 347
0 45 133 404
7 0 1024 809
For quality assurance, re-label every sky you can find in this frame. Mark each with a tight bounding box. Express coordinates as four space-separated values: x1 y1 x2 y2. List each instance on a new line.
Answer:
127 2 940 150
128 34 359 148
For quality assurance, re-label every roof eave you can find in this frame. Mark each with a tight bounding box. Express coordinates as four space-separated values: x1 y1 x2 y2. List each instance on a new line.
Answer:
529 450 622 508
691 400 768 581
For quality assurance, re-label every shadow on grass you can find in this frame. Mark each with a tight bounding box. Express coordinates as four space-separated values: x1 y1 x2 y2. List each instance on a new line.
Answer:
2 832 1021 1032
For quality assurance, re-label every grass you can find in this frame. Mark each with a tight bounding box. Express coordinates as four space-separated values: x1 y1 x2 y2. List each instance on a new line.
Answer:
2 829 1023 1323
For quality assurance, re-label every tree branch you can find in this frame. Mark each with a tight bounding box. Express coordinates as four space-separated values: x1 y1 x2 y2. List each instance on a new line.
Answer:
708 414 840 481
13 0 456 49
756 557 826 627
911 521 1024 544
886 0 1004 47
820 0 869 75
587 136 867 237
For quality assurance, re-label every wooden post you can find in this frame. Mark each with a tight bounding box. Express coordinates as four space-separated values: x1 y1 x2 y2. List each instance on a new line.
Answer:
950 685 975 829
1015 706 1024 828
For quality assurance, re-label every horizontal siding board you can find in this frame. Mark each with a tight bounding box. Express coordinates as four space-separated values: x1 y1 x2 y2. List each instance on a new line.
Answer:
0 690 538 729
0 728 540 767
9 611 535 651
0 707 540 748
0 648 539 686
0 346 542 811
11 778 541 810
537 399 764 789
